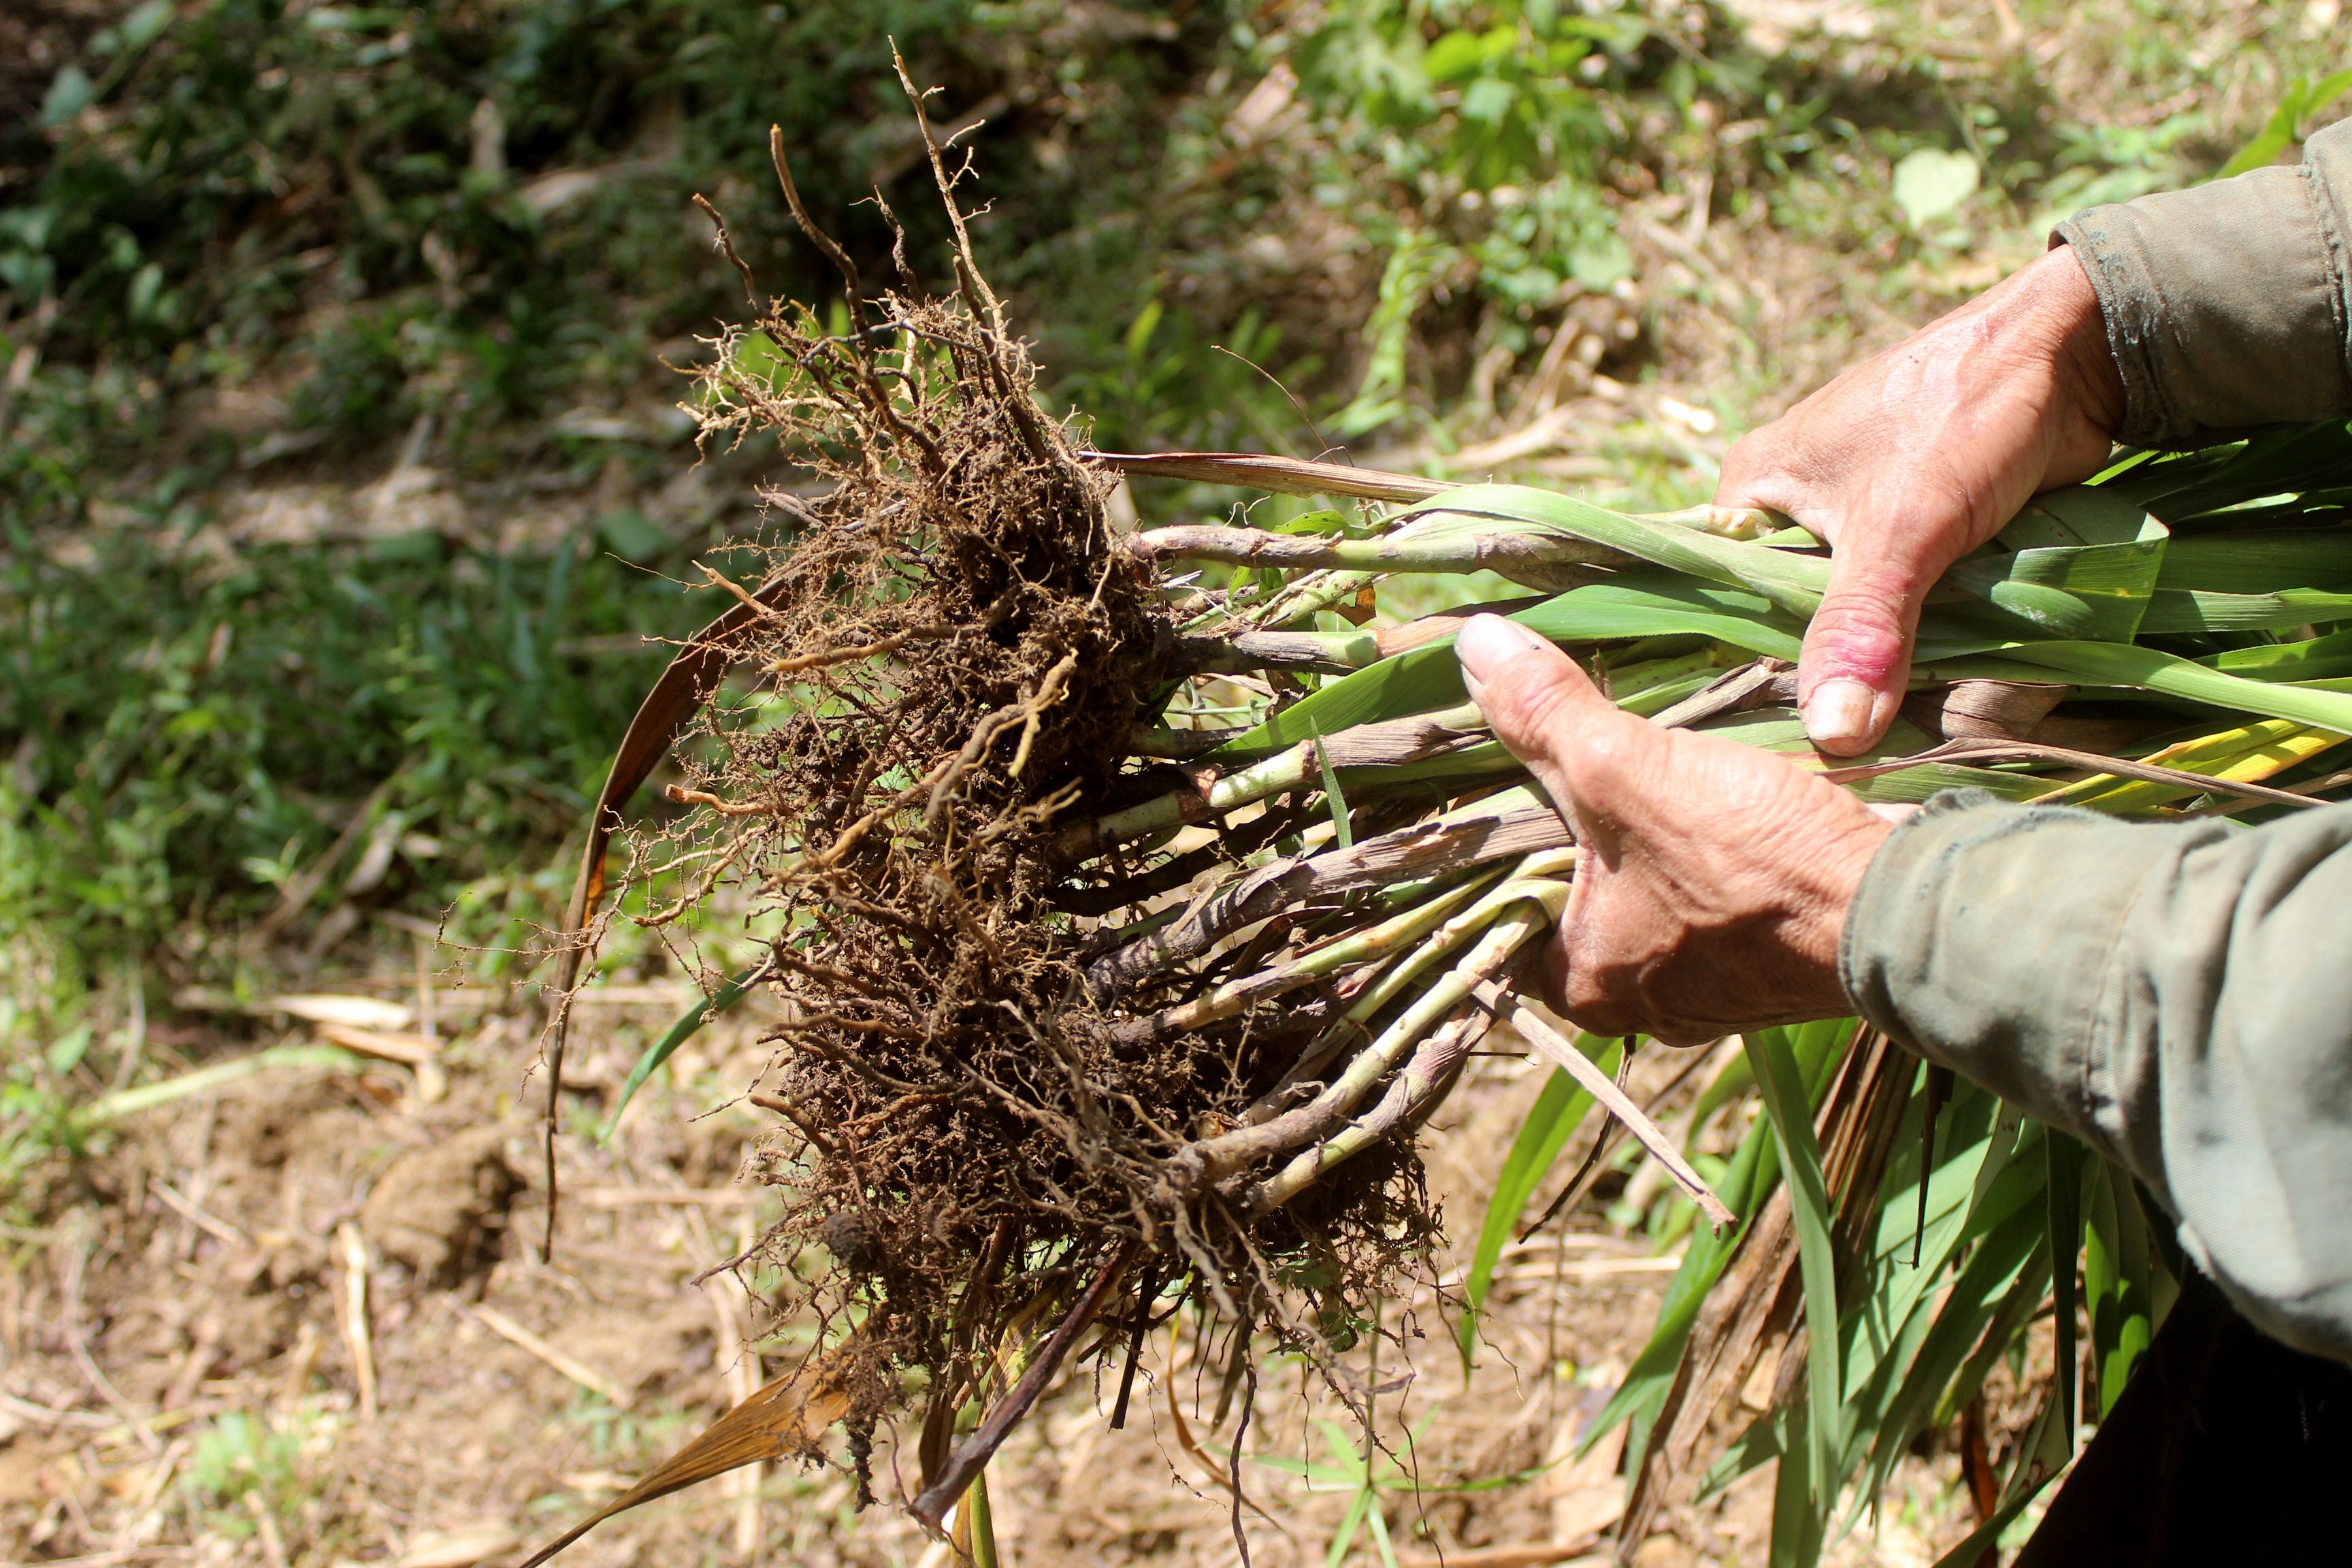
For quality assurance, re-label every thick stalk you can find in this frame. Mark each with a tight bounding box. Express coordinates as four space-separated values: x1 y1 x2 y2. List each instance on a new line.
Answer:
1058 702 1492 861
1176 628 1386 674
1071 643 1726 863
1083 796 1570 992
1399 485 1831 620
1243 509 1490 627
1102 868 1499 1045
1183 894 1558 1190
1236 852 1575 1124
1245 1002 1490 1213
1245 897 1584 1210
1252 567 1378 628
1137 523 1636 578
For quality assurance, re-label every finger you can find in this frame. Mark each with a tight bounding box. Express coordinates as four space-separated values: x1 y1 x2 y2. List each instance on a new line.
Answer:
1454 616 1615 827
1455 615 1605 733
1797 539 1942 756
1711 425 1791 514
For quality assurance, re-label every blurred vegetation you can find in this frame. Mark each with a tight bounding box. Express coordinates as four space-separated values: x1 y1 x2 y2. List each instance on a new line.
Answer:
0 0 2338 1018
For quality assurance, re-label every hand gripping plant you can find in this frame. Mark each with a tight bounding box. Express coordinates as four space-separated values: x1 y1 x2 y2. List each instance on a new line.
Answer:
525 95 2352 1568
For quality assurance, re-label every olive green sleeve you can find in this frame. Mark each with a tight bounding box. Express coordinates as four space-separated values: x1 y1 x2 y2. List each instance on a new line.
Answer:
1840 791 2352 1365
2057 118 2352 448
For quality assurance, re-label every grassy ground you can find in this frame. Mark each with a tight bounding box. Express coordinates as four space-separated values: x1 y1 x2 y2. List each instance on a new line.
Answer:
3 0 2345 1564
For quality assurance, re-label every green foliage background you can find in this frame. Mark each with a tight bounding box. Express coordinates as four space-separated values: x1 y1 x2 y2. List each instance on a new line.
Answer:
0 0 2333 1002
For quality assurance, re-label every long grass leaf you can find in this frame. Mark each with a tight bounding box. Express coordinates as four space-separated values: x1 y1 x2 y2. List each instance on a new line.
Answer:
1454 1045 1614 1373
1857 1202 2046 1505
2045 1132 2086 1448
1324 1485 1373 1568
1998 483 2160 547
1400 485 1833 618
1928 1490 2041 1568
2037 724 2347 815
89 1044 363 1120
1590 1024 1848 1452
1211 574 1803 759
1584 1111 1780 1443
1942 523 2165 642
1929 641 2352 733
2205 628 2352 680
2157 530 2352 592
2139 587 2352 634
2083 1160 2156 1418
2112 419 2352 517
600 967 762 1143
1767 1405 1825 1568
1312 732 1355 850
1747 1028 1843 1546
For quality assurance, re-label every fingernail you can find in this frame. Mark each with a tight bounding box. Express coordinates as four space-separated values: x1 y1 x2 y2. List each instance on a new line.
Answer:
1455 616 1549 693
1804 677 1877 749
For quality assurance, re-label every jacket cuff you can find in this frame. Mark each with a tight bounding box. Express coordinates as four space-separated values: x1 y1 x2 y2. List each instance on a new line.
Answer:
2055 118 2352 448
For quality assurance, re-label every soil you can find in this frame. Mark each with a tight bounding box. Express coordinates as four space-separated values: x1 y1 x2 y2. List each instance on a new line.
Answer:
0 970 2018 1568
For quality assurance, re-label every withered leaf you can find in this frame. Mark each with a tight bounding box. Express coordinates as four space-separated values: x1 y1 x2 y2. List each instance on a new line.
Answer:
514 1341 856 1568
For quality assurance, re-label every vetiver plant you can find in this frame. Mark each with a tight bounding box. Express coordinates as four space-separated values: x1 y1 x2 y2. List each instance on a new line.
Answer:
528 84 2352 1568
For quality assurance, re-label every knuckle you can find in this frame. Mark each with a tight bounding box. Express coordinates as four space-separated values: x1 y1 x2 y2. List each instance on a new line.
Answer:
1803 596 1912 684
1556 930 1647 1039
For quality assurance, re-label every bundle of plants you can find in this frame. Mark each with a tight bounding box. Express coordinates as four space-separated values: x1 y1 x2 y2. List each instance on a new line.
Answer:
527 106 2352 1568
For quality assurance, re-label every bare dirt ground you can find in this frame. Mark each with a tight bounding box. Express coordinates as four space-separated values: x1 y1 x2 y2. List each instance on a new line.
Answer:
0 953 2010 1568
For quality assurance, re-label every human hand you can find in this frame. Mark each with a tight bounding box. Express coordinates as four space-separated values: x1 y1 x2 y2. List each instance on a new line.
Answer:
1456 615 1893 1045
1715 244 2125 755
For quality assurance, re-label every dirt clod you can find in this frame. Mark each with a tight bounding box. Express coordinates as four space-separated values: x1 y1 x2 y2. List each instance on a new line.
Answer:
359 1127 520 1288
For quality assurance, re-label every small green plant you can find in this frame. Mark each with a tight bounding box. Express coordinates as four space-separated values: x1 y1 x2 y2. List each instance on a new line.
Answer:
1239 1413 1536 1568
186 1405 336 1534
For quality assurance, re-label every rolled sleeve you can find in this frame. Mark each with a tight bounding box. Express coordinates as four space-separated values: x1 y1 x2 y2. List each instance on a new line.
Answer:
2057 119 2352 448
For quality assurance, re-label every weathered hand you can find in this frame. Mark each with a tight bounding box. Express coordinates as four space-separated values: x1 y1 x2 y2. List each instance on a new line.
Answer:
1715 244 2125 754
1457 615 1891 1045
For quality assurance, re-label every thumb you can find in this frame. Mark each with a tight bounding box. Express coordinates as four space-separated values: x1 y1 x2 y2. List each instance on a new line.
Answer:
1798 542 1940 757
1456 615 1607 747
1455 616 1625 843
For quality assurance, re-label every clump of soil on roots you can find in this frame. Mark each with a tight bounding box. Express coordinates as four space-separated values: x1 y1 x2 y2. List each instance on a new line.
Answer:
601 125 1439 1517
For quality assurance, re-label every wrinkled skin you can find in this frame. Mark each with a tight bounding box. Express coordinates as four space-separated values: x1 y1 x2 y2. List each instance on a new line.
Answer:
1458 616 1891 1045
1714 244 2127 755
1450 248 2131 1039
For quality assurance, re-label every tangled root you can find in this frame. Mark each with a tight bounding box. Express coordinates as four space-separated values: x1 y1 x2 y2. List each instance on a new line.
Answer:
602 116 1439 1514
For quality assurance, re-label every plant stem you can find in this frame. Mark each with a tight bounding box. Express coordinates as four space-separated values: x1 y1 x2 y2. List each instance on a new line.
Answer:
1109 868 1499 1043
1137 523 1635 576
1068 702 1493 860
1177 629 1385 674
1230 894 1561 1204
1235 851 1571 1125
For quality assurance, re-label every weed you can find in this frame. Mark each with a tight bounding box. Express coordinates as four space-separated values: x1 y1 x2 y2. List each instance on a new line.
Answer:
184 1403 343 1539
